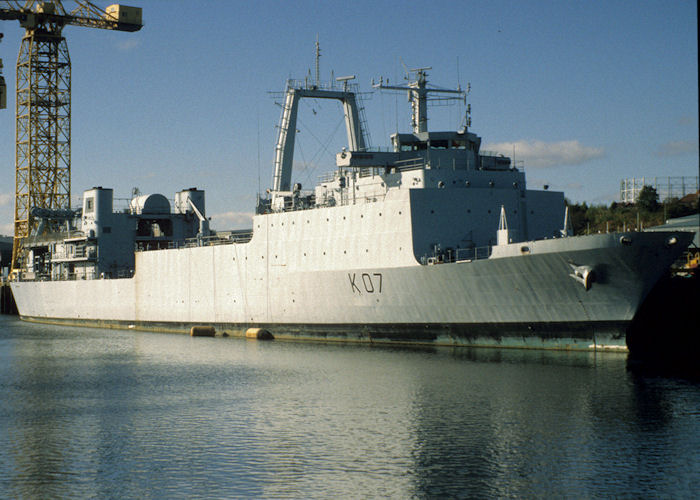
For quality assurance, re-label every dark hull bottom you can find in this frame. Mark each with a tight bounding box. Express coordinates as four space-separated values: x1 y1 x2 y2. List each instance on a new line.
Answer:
19 316 630 352
627 275 700 367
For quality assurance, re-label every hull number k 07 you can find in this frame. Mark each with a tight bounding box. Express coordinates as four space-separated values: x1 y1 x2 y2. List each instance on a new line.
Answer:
349 272 383 294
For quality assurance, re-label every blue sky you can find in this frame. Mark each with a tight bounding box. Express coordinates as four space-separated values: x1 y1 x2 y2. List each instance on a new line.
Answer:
0 0 697 234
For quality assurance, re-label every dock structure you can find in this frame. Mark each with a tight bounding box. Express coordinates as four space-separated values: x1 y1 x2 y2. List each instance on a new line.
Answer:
620 176 699 204
1 236 15 313
1 279 17 315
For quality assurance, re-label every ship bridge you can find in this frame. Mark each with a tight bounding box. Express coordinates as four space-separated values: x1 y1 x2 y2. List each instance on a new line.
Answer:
261 65 525 216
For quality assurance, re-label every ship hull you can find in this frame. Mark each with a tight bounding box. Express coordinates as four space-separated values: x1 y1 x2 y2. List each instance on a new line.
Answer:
11 231 691 352
16 315 629 350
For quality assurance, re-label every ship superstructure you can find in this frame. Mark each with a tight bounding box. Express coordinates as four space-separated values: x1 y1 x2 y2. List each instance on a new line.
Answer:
260 68 567 264
9 65 692 351
20 187 209 281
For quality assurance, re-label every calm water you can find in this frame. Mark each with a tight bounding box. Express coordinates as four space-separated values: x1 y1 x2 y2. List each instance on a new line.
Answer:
1 315 699 498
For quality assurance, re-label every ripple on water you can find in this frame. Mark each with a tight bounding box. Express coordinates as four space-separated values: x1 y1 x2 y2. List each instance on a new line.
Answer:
1 317 699 498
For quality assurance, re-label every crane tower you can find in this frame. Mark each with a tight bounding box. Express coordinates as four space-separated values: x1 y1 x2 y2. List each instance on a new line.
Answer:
0 1 142 274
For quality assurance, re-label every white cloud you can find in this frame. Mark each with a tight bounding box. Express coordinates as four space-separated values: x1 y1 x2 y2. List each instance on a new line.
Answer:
482 140 605 168
655 140 698 157
210 211 253 230
117 39 141 51
677 116 695 126
0 194 12 237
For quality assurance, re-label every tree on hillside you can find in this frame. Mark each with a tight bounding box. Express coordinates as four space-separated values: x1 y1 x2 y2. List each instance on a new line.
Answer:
637 185 660 212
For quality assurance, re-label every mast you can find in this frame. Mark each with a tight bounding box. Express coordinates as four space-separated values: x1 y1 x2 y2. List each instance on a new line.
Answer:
314 35 320 87
373 67 466 134
270 42 369 207
271 81 367 194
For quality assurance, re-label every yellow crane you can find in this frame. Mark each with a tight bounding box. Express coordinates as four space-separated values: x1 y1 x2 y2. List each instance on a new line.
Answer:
0 1 142 274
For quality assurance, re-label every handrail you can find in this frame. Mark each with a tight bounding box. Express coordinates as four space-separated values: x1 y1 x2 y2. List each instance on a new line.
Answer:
422 245 493 265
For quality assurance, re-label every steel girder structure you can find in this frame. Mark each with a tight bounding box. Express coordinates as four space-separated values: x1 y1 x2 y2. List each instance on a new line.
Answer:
12 26 71 271
1 1 142 273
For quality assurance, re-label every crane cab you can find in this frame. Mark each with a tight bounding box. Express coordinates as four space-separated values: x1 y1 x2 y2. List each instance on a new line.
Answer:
105 4 143 29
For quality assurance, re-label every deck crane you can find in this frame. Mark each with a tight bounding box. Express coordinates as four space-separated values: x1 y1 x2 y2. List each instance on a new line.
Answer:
0 1 142 274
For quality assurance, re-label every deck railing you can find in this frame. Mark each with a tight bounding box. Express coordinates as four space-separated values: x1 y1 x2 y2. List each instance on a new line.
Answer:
422 245 493 265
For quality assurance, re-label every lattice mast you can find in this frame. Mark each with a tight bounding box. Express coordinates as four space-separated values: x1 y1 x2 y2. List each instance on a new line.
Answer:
373 66 468 134
0 1 142 274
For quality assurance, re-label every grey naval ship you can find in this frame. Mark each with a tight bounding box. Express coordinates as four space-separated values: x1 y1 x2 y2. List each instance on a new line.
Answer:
10 67 693 351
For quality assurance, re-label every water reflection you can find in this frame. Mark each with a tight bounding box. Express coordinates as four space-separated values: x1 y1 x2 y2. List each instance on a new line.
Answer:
1 316 698 498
